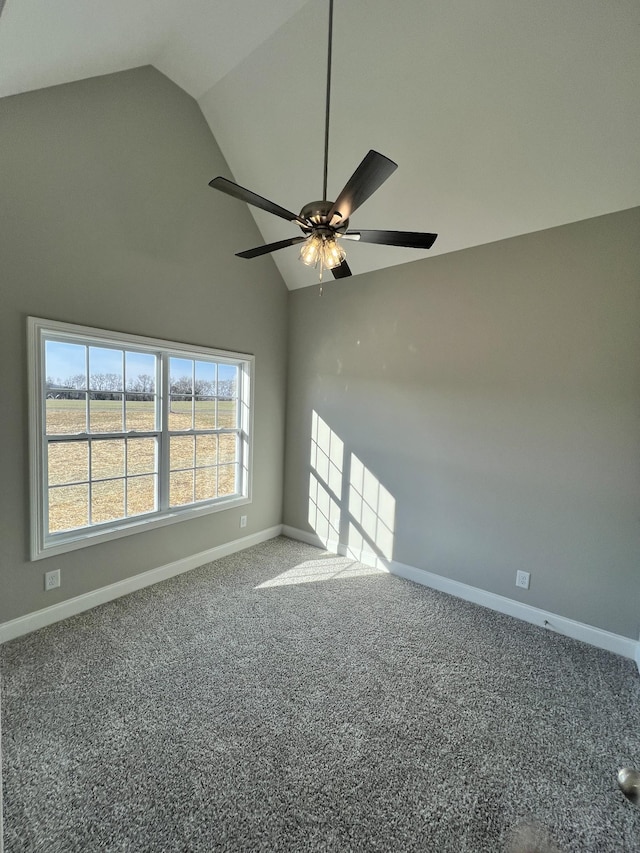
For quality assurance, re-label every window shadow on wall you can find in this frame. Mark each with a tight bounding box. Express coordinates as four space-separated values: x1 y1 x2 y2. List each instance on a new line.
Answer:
258 411 396 589
308 410 396 569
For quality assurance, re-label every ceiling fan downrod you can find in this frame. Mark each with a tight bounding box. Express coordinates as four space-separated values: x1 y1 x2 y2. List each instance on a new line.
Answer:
322 0 335 202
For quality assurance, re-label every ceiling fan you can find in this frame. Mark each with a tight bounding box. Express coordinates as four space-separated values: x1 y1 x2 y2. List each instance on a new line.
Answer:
208 0 438 282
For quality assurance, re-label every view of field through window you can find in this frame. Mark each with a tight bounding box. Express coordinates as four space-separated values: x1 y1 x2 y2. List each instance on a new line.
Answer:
44 340 240 534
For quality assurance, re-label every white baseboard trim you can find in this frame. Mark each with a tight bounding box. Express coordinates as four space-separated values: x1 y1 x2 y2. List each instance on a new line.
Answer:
283 526 640 666
388 558 639 662
0 525 283 645
281 524 340 553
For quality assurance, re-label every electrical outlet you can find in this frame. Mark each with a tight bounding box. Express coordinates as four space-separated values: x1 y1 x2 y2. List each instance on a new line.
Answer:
44 569 60 591
240 515 247 529
515 570 530 590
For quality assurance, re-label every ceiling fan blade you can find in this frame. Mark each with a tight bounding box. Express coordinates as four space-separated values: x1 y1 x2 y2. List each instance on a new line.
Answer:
346 229 438 249
328 150 398 224
331 259 352 279
209 177 307 226
236 236 306 259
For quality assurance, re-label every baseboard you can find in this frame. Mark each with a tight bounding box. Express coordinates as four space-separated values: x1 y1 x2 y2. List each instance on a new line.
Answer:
283 526 640 666
388 558 639 662
0 525 283 645
3 523 637 672
281 524 341 554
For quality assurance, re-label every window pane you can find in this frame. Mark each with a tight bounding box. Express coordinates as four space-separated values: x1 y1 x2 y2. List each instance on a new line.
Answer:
45 341 86 391
91 479 125 524
196 435 217 467
170 470 194 506
219 433 237 464
195 468 216 502
125 396 156 431
46 398 86 435
125 352 156 393
170 357 193 396
169 398 192 431
170 435 194 471
217 399 237 429
218 364 238 398
92 439 125 480
127 475 156 516
48 484 89 533
34 319 251 556
194 398 215 430
90 395 123 433
218 464 237 497
89 347 123 391
48 441 89 486
195 361 216 396
127 438 156 475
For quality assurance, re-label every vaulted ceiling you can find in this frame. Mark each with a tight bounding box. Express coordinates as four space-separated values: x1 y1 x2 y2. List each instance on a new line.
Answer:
2 0 639 290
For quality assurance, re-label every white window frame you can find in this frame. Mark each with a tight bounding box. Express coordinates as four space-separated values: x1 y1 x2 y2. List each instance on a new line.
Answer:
28 317 253 560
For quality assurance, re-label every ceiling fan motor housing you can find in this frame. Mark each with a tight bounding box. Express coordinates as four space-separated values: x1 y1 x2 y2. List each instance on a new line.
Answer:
300 200 349 233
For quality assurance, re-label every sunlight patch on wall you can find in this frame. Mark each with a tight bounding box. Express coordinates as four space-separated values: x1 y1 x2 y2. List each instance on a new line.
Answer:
310 410 343 496
346 453 396 562
308 476 341 545
308 411 344 547
255 556 384 589
307 410 396 569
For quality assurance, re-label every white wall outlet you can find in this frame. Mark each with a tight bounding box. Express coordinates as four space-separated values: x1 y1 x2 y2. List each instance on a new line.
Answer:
44 569 60 591
515 570 530 590
240 515 247 529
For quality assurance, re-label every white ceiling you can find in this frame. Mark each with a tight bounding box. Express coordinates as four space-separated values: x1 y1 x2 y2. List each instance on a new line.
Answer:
1 0 639 290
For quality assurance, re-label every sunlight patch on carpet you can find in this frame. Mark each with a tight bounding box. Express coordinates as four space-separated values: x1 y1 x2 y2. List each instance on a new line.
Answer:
255 556 385 588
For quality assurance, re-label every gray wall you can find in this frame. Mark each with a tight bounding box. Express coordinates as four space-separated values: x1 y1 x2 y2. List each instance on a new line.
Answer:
0 67 288 623
2 65 638 643
284 207 640 639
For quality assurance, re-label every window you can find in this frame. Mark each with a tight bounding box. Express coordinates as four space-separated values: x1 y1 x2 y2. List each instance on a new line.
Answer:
28 317 253 559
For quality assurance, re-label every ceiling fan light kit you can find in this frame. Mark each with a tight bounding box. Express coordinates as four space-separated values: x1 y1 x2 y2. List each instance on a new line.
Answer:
208 0 438 283
299 232 345 271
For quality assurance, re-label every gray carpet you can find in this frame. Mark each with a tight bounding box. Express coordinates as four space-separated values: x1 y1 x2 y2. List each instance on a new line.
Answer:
1 536 639 852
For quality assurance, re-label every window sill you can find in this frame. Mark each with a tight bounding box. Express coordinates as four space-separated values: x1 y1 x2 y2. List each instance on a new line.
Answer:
32 495 251 561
